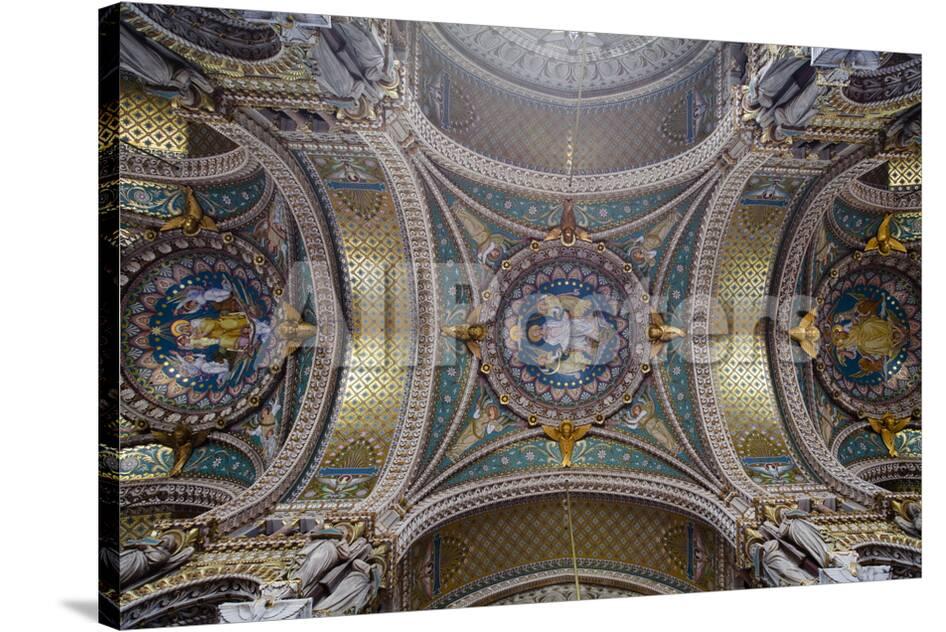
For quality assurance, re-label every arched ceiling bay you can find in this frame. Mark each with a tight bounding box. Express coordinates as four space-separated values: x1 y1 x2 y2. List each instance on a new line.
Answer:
414 23 724 174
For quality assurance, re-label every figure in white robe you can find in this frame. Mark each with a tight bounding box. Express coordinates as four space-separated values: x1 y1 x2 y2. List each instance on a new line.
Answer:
820 551 892 584
313 558 382 615
290 537 370 598
751 540 815 587
119 22 215 109
745 55 825 140
777 509 833 567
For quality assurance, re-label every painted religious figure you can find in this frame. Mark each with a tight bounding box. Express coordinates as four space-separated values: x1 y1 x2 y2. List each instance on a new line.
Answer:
514 293 616 378
158 274 273 388
123 253 279 410
828 286 909 383
500 262 631 406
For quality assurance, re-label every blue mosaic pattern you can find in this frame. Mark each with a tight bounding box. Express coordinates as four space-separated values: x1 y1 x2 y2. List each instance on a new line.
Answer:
442 167 692 232
440 435 692 488
837 427 921 465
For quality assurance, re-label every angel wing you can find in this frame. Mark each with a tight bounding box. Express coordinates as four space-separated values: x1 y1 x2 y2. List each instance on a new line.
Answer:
167 443 193 477
877 214 893 241
571 424 591 442
542 424 562 442
160 187 219 235
867 417 883 435
158 215 189 232
865 214 907 254
889 415 911 434
167 428 209 477
798 308 817 329
282 302 303 323
455 207 489 245
151 429 175 447
799 338 818 359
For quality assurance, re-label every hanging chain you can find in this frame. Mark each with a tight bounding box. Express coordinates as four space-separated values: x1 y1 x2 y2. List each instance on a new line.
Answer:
564 34 587 193
564 481 582 600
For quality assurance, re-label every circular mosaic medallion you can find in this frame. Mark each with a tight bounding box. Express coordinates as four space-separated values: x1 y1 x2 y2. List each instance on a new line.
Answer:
120 233 285 430
815 252 920 418
479 239 648 425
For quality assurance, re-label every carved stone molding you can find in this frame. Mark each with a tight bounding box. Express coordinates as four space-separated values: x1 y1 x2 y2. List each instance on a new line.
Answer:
843 178 922 212
771 150 891 505
164 109 344 535
120 145 256 185
855 542 921 577
426 22 716 103
843 57 921 105
355 129 440 515
651 170 727 488
406 91 738 197
119 479 244 511
440 567 677 609
393 471 740 561
849 458 921 484
120 576 262 629
689 148 769 500
122 4 306 80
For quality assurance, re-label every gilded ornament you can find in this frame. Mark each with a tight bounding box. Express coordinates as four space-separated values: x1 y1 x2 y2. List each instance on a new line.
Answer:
159 186 219 236
542 421 590 468
152 421 210 478
648 312 686 357
865 214 907 256
862 412 912 457
788 308 821 359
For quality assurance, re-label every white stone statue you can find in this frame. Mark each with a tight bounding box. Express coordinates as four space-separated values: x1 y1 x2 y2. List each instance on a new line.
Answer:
119 22 215 110
776 509 833 567
218 586 311 623
119 529 198 589
309 20 395 106
810 48 883 71
745 53 825 141
313 558 383 615
819 551 892 584
893 501 922 537
887 105 921 150
750 540 816 587
289 536 372 598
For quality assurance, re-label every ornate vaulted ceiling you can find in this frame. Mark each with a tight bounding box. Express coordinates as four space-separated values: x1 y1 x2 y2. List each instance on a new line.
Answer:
101 4 922 627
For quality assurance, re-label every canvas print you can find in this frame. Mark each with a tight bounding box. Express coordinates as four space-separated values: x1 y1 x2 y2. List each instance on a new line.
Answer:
99 2 922 628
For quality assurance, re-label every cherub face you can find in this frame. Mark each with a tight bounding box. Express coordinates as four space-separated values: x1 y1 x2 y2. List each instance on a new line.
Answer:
831 324 850 346
630 404 643 415
527 324 545 343
536 296 560 316
179 299 199 313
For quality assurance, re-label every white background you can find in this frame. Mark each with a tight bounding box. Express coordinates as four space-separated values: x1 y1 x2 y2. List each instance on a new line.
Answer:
0 0 940 630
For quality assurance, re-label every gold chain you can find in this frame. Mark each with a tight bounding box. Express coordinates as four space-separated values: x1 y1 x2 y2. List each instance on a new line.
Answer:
565 34 587 192
564 482 582 600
